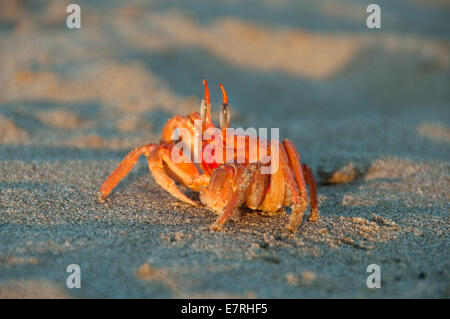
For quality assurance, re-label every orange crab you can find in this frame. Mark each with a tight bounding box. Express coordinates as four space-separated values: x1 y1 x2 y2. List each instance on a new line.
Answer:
99 80 318 231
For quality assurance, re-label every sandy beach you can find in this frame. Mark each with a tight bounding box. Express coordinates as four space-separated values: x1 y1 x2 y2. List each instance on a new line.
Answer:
0 0 449 298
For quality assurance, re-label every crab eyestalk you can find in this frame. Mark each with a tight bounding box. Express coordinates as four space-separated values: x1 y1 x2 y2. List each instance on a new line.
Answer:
201 79 212 127
219 83 230 130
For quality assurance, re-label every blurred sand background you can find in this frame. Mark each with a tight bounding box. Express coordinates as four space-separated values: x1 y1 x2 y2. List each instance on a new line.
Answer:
0 0 449 298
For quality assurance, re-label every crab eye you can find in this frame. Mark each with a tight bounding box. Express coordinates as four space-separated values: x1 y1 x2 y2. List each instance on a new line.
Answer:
200 99 207 125
220 103 230 130
218 83 230 130
201 79 211 126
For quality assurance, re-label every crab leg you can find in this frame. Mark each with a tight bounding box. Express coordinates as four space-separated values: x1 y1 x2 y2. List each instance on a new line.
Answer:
282 138 319 227
258 161 285 213
279 144 308 231
245 169 268 210
302 164 319 222
147 147 199 206
99 144 158 202
211 164 258 230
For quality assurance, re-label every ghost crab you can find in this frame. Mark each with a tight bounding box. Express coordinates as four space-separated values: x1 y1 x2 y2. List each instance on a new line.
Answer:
99 80 318 231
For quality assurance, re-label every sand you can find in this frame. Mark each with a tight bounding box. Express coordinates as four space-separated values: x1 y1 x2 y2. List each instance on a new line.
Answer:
0 0 449 298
